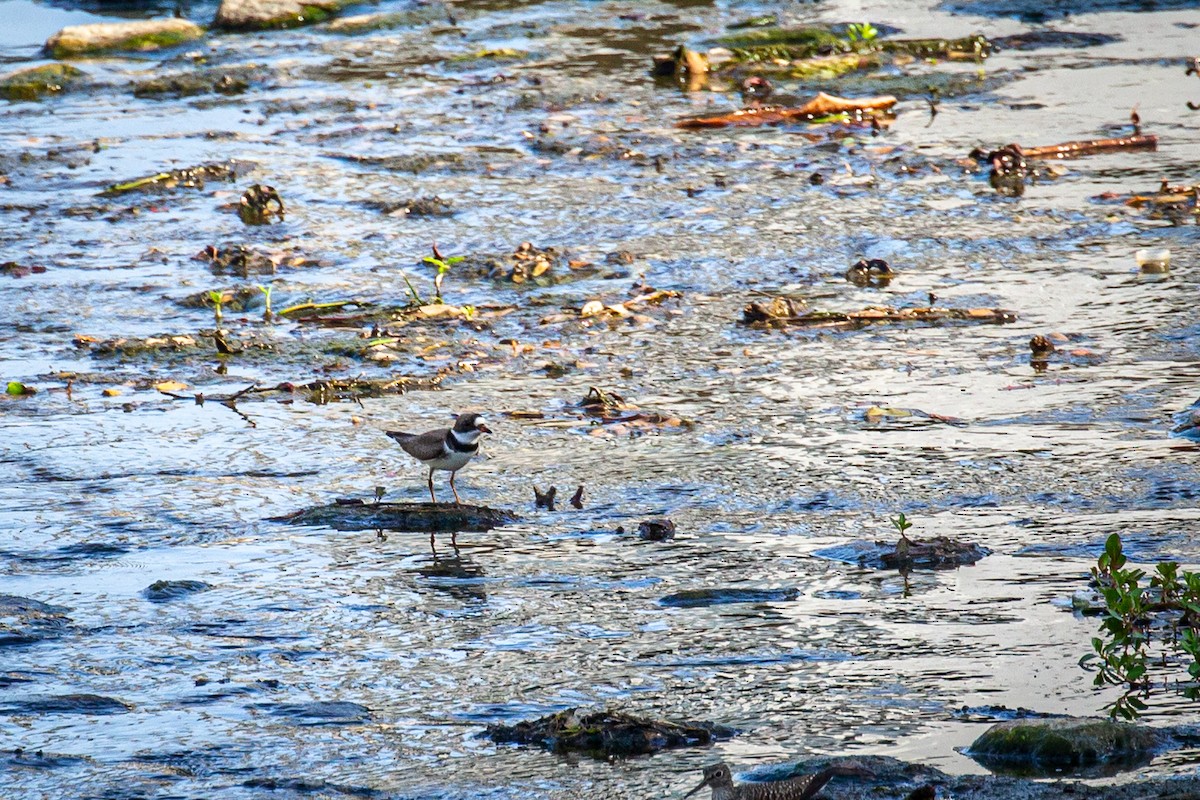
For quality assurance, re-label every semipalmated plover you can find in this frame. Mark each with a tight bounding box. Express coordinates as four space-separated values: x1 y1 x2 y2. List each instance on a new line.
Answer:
386 413 491 504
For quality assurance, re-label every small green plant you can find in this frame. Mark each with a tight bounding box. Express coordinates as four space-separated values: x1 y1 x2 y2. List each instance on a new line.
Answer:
258 284 273 320
1081 533 1200 719
890 512 913 544
845 22 878 45
207 290 225 327
423 251 465 303
461 304 476 321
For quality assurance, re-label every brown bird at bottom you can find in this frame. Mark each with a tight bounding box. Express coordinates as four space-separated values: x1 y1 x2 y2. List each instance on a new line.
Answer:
684 762 870 800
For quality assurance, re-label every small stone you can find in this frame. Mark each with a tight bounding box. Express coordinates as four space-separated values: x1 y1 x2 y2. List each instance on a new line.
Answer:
637 518 676 540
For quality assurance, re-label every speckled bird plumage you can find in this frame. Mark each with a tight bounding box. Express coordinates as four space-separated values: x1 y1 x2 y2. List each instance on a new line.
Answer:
684 763 846 800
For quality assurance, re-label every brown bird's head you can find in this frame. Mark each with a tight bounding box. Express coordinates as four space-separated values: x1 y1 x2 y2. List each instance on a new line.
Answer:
685 763 734 797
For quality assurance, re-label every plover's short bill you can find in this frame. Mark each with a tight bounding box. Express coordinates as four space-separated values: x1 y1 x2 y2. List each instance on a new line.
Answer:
385 412 491 504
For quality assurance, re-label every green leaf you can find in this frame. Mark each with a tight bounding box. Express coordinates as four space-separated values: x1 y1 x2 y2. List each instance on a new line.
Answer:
6 381 30 396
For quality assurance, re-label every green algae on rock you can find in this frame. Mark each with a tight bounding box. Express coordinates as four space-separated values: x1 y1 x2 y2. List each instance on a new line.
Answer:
44 19 205 59
969 717 1163 770
214 0 356 31
0 63 86 102
132 65 265 98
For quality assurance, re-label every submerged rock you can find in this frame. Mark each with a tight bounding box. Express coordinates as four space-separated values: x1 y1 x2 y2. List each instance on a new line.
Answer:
45 20 205 59
968 717 1163 772
4 693 132 714
486 708 734 756
0 63 86 102
264 700 372 725
0 595 72 645
659 587 799 607
273 501 519 532
143 580 213 602
215 0 355 31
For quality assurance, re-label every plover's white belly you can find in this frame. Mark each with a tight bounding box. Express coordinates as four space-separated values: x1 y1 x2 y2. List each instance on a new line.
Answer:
425 449 474 472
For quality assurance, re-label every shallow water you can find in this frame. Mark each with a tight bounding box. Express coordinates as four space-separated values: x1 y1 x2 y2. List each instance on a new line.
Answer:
3 0 1200 797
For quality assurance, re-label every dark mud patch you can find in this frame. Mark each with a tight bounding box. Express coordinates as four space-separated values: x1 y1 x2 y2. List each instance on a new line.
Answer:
659 587 800 608
486 707 735 756
0 595 72 646
272 501 519 532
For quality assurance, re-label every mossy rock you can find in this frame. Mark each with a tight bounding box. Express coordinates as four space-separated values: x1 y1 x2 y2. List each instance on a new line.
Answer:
486 708 735 756
969 717 1163 770
214 0 356 31
132 66 263 98
273 501 519 532
0 64 86 102
44 20 205 59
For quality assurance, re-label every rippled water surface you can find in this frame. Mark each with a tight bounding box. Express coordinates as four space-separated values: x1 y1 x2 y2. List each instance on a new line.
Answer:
3 0 1200 796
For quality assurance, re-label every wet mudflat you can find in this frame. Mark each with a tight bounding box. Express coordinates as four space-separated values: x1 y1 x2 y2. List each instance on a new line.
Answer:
2 0 1200 797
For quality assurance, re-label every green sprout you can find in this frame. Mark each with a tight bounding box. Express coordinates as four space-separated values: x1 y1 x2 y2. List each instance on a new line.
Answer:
891 512 913 544
258 284 273 321
207 290 225 327
461 304 476 321
423 252 465 303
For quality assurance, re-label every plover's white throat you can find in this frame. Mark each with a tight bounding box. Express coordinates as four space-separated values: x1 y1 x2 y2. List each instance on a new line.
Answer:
385 412 491 504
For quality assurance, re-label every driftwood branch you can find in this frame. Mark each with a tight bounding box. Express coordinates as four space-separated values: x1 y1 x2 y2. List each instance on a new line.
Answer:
677 92 897 129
